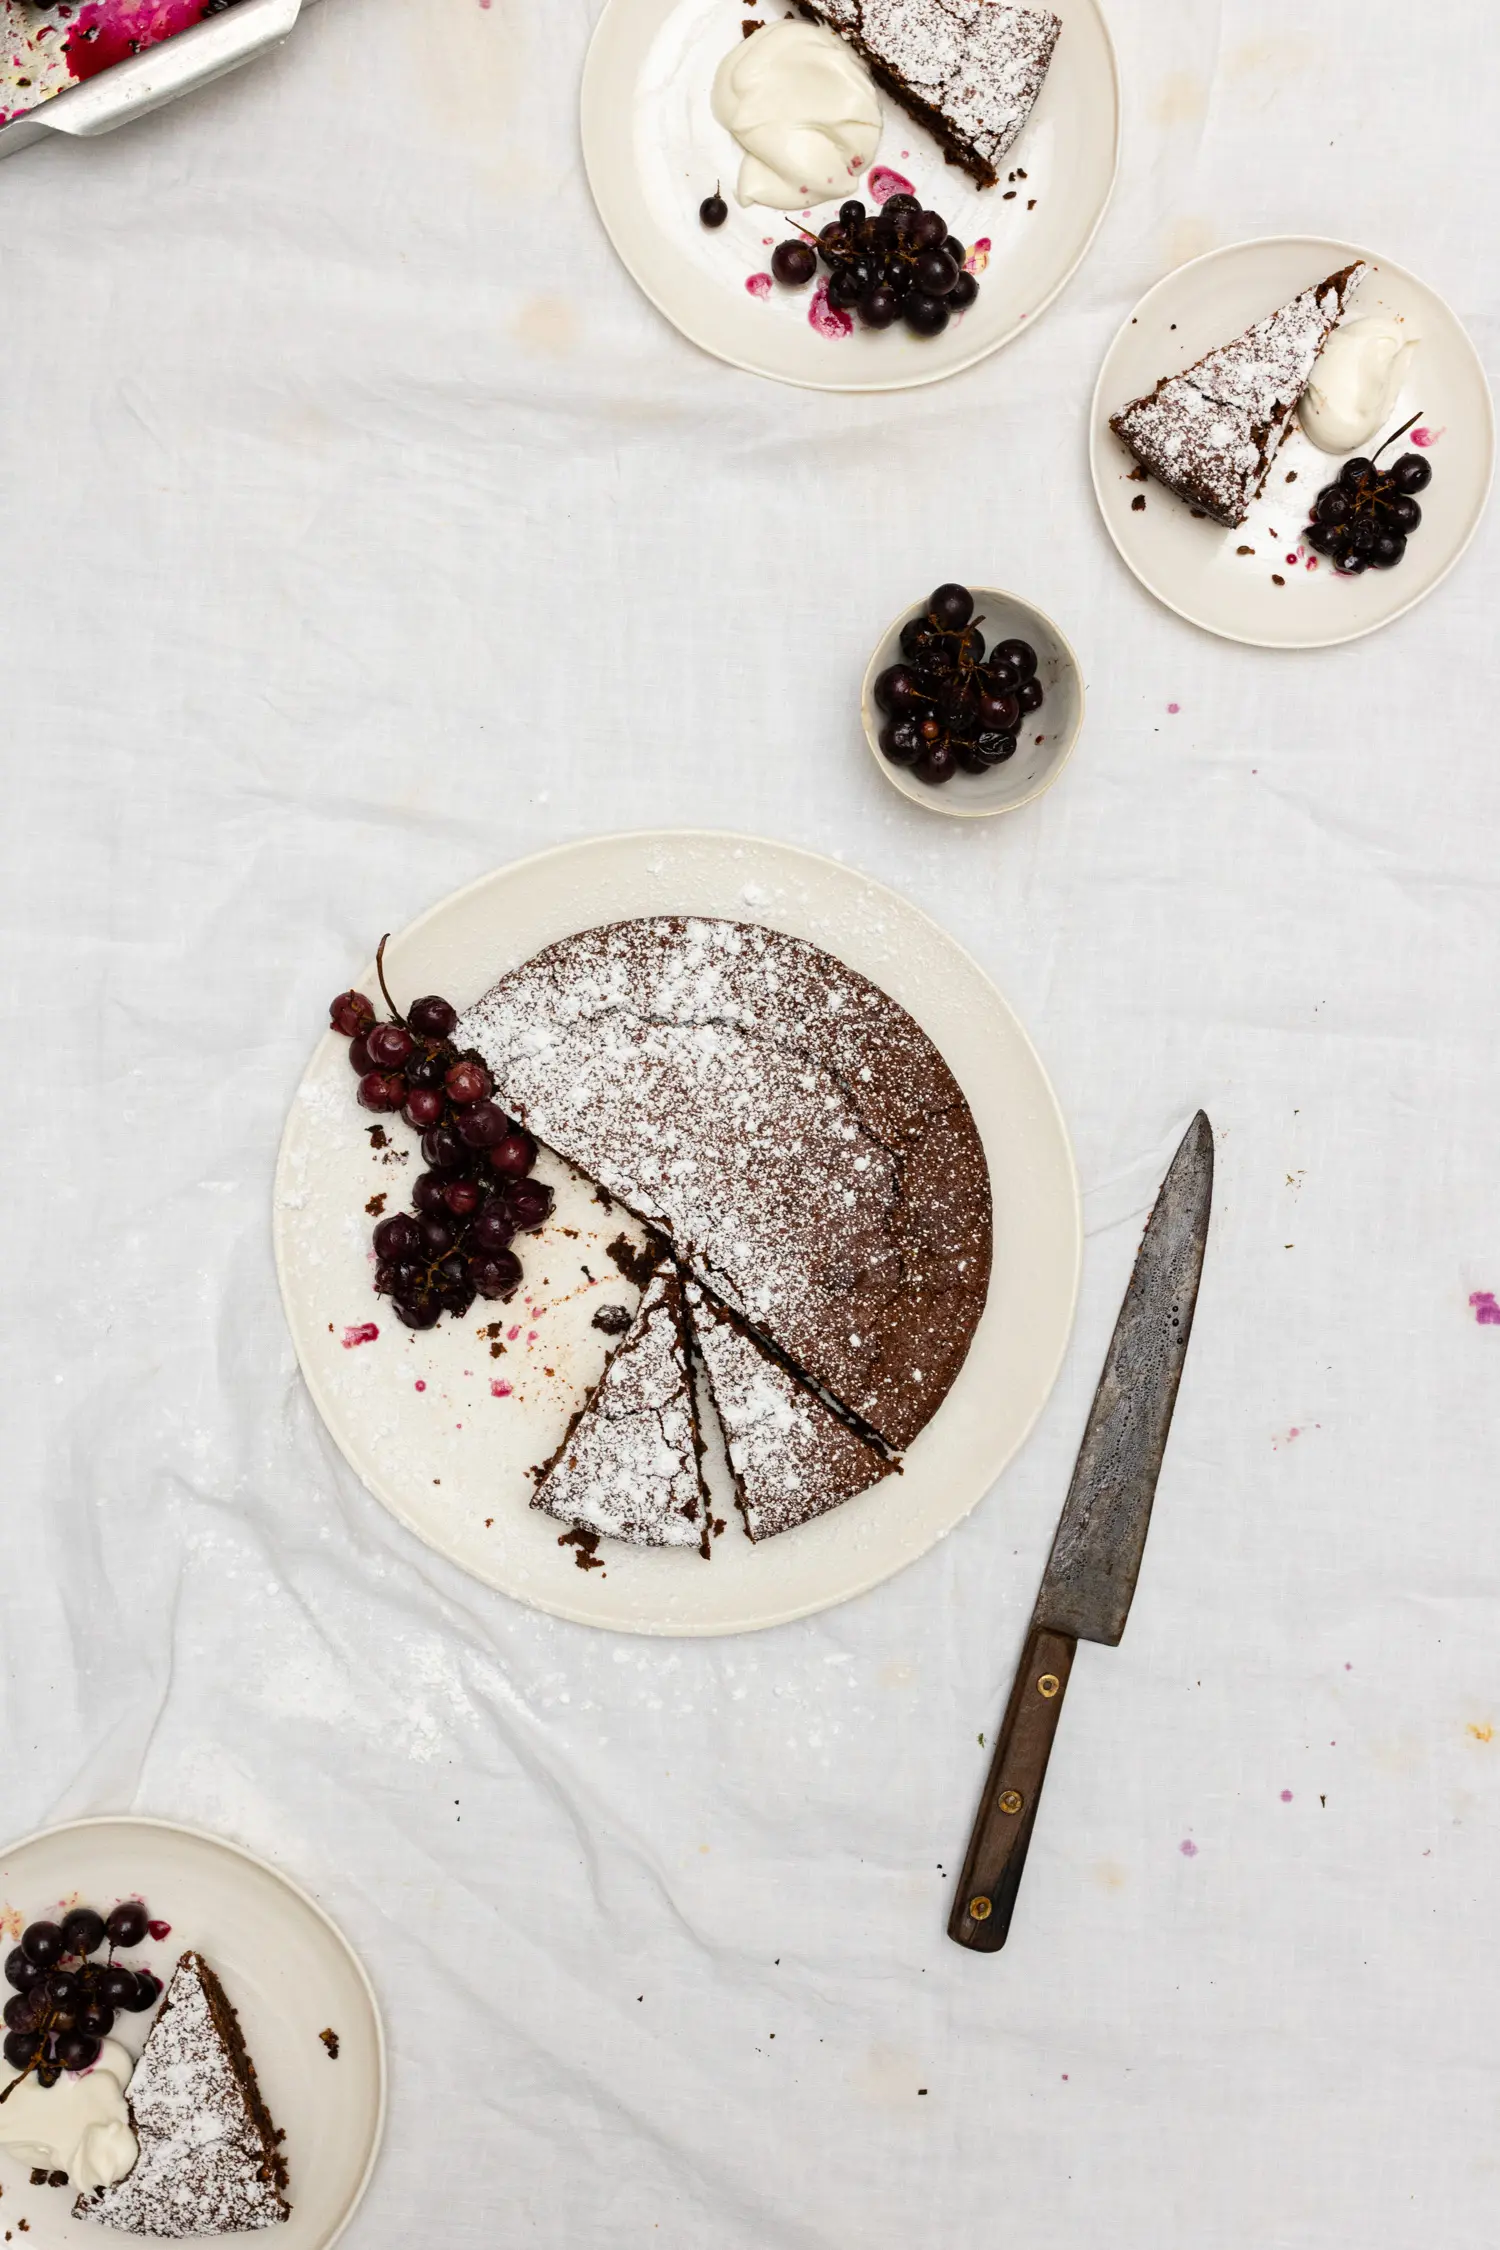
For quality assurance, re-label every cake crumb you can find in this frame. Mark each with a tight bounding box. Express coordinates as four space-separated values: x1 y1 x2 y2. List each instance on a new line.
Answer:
1272 573 1285 586
364 1193 386 1216
1131 494 1146 511
1236 544 1254 554
559 1526 606 1572
319 2028 340 2060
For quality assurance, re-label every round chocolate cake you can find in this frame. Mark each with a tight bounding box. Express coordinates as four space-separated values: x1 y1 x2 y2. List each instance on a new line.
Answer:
457 916 992 1457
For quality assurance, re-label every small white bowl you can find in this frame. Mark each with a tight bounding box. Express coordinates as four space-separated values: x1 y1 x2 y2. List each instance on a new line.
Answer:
860 586 1084 818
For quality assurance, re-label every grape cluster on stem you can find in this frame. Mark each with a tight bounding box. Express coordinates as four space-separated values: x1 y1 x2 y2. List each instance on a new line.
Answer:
329 940 553 1331
874 582 1045 785
770 192 979 336
3 1903 162 2094
1303 412 1433 574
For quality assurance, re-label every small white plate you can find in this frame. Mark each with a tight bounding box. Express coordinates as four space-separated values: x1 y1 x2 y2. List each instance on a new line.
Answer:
581 0 1118 392
274 832 1080 1637
0 1818 384 2250
1089 236 1494 649
861 584 1084 817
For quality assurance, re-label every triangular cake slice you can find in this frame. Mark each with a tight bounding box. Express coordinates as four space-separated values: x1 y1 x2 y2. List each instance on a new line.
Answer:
1110 263 1367 526
686 1281 896 1542
807 0 1061 189
76 1952 289 2238
531 1256 712 1554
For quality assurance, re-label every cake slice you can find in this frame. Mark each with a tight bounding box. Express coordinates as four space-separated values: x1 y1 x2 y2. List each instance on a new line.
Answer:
1110 263 1367 526
806 0 1061 188
531 1255 712 1554
686 1282 896 1541
75 1952 289 2238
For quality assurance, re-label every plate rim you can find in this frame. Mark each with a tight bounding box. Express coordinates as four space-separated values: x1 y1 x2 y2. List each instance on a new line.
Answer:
273 827 1082 1636
1088 232 1497 650
0 1813 387 2250
579 0 1121 394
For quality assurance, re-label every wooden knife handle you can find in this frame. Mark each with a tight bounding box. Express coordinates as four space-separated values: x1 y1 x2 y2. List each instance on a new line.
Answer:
948 1625 1077 1953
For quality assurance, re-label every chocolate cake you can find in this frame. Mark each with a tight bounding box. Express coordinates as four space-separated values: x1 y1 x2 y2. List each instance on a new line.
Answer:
76 1953 289 2238
1110 263 1368 527
685 1281 895 1541
803 0 1060 188
458 917 992 1456
531 1255 712 1553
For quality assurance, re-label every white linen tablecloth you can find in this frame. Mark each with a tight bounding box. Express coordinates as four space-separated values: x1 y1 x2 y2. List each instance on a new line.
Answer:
3 1 1498 2242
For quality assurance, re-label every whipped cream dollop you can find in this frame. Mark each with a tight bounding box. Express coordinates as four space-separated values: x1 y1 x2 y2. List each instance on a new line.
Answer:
1299 315 1419 453
710 20 881 211
0 2038 137 2192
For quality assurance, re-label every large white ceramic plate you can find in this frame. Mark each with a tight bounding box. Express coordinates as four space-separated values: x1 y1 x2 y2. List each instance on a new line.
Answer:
0 1818 384 2250
581 0 1118 392
1090 236 1494 649
275 832 1080 1636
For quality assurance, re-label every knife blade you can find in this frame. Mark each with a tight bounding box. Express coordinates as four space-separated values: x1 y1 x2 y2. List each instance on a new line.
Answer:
948 1110 1214 1954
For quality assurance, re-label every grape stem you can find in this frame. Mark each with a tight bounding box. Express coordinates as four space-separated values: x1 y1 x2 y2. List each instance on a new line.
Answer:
374 934 406 1026
1371 409 1423 465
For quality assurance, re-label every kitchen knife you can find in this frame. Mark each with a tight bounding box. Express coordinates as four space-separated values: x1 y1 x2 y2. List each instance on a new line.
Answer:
948 1110 1215 1954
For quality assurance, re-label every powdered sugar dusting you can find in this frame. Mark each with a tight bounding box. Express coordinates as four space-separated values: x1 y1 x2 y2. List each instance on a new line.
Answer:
811 0 1059 184
457 917 991 1453
687 1285 893 1541
76 1954 288 2238
531 1260 708 1550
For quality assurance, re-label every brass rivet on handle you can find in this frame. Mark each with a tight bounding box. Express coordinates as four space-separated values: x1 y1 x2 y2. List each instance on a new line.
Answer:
999 1788 1024 1814
1038 1673 1061 1698
968 1896 992 1921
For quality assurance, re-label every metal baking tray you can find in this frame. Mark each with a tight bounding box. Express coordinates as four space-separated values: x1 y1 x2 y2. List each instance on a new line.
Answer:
0 0 319 158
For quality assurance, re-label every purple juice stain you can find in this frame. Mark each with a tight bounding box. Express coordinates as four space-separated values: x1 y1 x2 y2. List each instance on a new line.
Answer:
1410 426 1443 448
1470 1291 1500 1324
1280 1790 1293 1802
867 165 913 205
808 280 852 339
342 1323 379 1349
1178 1839 1198 1858
745 272 773 299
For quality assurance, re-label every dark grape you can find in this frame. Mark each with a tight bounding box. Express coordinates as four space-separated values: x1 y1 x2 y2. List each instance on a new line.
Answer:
21 1923 63 1969
1391 452 1431 494
816 220 848 259
975 686 1020 732
402 1087 445 1131
3 2030 39 2072
874 664 930 715
1387 493 1421 531
903 292 949 336
3 1994 38 2033
857 285 902 329
1305 521 1336 553
899 618 942 663
36 2063 61 2088
393 1294 441 1330
1339 457 1375 489
442 1178 480 1218
943 233 966 261
1348 517 1378 557
1315 485 1350 525
104 1902 150 1950
698 191 727 229
78 2000 114 2038
913 248 959 297
406 1046 451 1089
1337 550 1368 575
882 191 920 215
839 198 866 227
43 1968 79 2005
412 1171 448 1215
470 1251 524 1300
347 1035 373 1076
906 209 948 249
912 741 957 786
127 1972 162 2013
505 1179 554 1231
455 1101 509 1150
365 1023 413 1071
927 583 974 631
1369 530 1406 568
471 1207 515 1253
373 1213 421 1262
421 1126 468 1172
419 1215 457 1258
488 1130 538 1179
994 638 1038 681
948 269 979 312
975 731 1018 765
445 1059 490 1106
357 1072 405 1113
955 740 997 775
879 718 923 766
5 1947 40 1994
55 2031 102 2073
771 239 817 287
99 1965 138 2009
329 991 375 1039
407 996 458 1039
59 1909 105 1959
